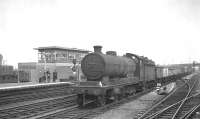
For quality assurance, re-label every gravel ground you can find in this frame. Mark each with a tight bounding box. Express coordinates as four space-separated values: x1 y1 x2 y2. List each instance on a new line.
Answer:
92 73 197 119
92 90 165 119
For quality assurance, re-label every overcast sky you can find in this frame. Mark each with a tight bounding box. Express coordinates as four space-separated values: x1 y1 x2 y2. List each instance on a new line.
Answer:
0 0 200 68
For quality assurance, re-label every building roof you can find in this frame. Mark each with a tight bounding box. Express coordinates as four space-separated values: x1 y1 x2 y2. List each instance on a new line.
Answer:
34 46 90 53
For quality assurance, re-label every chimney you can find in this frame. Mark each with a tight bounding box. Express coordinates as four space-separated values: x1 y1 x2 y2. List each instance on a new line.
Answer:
93 45 102 53
106 51 117 56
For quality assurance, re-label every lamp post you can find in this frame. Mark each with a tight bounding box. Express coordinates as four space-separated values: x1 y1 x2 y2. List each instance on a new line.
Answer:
43 52 47 83
17 70 20 83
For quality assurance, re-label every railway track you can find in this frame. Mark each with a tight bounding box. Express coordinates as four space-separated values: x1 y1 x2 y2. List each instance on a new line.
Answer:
0 83 73 106
136 74 200 119
0 83 77 119
0 75 194 119
14 76 191 119
30 89 153 119
183 102 200 119
140 92 200 119
0 94 77 119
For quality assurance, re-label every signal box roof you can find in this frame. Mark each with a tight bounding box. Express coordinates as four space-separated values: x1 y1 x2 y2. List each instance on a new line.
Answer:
34 46 90 53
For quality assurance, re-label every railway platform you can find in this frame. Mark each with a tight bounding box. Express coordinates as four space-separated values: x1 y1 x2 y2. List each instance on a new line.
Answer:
0 81 74 91
0 82 37 88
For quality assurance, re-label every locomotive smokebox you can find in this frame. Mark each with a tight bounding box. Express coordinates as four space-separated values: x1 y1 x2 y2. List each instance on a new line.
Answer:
93 45 102 53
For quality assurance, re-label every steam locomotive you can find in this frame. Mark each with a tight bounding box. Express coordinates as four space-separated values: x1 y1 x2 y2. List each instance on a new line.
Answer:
74 46 190 107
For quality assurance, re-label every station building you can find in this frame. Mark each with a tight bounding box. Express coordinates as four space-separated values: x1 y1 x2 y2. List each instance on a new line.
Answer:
18 46 90 83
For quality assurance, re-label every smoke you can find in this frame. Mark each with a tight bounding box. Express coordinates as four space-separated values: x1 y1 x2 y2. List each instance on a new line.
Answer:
169 0 200 21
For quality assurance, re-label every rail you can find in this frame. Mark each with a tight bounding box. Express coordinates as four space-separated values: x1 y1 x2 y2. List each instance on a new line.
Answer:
138 74 200 119
0 94 77 119
32 89 153 119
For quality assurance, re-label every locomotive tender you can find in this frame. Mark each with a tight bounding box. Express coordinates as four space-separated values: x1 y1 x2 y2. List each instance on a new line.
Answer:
74 46 189 107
